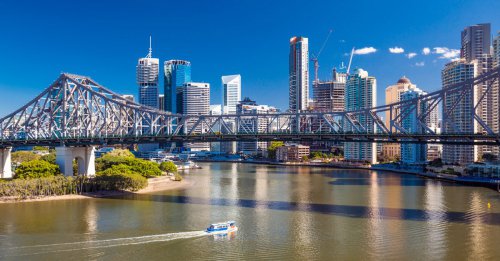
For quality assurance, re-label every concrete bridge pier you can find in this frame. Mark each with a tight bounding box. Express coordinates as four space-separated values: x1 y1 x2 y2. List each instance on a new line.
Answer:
56 146 96 177
0 147 12 179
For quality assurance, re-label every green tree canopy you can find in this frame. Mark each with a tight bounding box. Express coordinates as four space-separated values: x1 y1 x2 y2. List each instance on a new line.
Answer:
267 141 284 160
11 151 41 164
160 161 178 173
14 160 60 179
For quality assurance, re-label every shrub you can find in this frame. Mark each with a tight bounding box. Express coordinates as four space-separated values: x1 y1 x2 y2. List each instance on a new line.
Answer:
14 160 60 179
173 172 183 181
41 152 56 164
11 151 41 164
105 149 135 158
159 161 177 173
95 173 147 192
96 155 162 178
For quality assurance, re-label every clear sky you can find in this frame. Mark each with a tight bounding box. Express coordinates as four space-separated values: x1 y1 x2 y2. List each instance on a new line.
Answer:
0 0 499 116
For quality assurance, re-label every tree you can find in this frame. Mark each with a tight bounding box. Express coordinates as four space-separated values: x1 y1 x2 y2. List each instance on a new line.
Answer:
11 151 41 164
14 160 60 179
160 161 178 173
33 146 49 151
429 158 443 167
482 153 498 162
267 141 284 160
105 149 135 158
96 154 162 178
41 152 56 164
302 155 309 162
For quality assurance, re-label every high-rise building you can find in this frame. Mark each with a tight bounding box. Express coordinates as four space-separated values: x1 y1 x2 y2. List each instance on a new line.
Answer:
494 31 500 68
400 88 428 164
313 68 346 112
236 97 278 156
177 82 210 151
222 75 242 114
164 60 191 113
158 94 165 111
137 37 159 109
461 23 491 62
456 23 496 160
289 36 309 112
382 77 416 160
441 59 479 164
344 68 377 164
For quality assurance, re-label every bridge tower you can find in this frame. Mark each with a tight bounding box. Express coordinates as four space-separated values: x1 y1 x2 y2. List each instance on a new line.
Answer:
0 147 12 179
56 146 96 177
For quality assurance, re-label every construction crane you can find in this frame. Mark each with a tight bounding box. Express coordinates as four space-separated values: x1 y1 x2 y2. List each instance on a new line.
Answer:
346 47 355 75
311 29 333 85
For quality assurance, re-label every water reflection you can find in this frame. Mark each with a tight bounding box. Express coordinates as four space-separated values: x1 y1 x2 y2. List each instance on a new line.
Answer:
117 194 500 225
424 182 447 260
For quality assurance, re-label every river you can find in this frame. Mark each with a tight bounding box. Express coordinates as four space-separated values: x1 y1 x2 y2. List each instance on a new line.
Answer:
1 162 499 260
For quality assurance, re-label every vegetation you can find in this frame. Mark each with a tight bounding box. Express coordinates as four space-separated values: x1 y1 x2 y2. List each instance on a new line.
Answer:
95 152 161 178
482 153 498 162
33 146 49 151
429 158 443 167
173 172 183 181
302 155 309 162
0 174 147 200
11 151 41 164
159 161 178 173
41 152 56 164
267 141 284 160
96 164 147 192
14 160 60 179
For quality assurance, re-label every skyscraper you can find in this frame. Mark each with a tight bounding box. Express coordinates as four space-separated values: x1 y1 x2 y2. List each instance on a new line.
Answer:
461 23 491 62
313 68 346 112
289 36 309 112
158 94 165 111
137 37 159 108
494 31 500 68
222 74 242 114
164 60 191 113
400 88 428 164
382 76 416 161
464 24 494 151
344 68 377 164
441 59 478 164
177 82 210 151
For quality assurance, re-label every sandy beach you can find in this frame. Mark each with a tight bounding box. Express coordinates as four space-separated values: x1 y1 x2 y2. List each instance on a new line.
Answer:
0 176 192 204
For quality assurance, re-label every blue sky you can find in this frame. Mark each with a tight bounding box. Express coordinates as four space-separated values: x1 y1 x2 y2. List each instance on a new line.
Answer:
0 0 499 115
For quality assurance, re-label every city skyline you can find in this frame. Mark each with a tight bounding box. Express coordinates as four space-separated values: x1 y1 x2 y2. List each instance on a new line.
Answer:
1 0 500 116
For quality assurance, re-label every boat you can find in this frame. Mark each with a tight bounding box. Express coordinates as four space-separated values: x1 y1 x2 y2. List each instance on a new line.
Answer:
205 221 238 234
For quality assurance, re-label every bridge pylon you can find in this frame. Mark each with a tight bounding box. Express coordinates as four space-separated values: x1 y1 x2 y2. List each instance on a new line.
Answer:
56 146 96 177
0 147 12 179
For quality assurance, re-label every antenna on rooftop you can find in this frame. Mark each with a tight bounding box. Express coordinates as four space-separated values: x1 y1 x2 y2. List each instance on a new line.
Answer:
147 35 153 58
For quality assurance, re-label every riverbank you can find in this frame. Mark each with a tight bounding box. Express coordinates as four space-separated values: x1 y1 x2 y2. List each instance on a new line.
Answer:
196 159 500 190
0 176 191 204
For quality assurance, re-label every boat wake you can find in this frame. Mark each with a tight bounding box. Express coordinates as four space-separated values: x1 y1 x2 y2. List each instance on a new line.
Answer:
1 231 207 257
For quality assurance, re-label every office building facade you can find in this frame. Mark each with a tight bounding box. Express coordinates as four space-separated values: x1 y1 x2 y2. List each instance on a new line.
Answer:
400 88 428 164
382 76 417 161
164 60 191 113
313 68 346 112
177 82 211 151
236 97 278 156
344 68 377 164
222 74 242 114
441 59 478 164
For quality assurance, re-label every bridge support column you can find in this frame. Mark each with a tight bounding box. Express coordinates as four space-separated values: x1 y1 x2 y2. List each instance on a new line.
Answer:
56 146 96 177
0 147 12 179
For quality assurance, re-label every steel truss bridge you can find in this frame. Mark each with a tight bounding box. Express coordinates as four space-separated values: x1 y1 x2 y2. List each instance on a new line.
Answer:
1 68 500 148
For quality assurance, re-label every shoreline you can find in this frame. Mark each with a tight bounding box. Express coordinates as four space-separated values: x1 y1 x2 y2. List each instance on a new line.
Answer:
196 159 500 190
0 176 192 204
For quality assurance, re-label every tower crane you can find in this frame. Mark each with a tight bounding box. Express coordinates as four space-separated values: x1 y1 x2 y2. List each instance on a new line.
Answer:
346 47 355 75
311 29 333 85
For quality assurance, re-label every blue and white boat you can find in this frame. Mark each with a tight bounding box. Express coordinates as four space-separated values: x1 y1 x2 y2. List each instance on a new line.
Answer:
205 221 238 234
